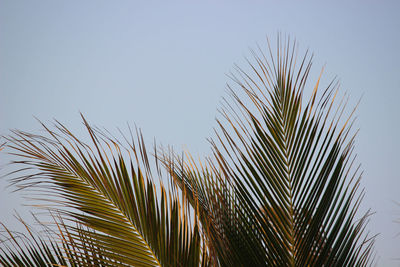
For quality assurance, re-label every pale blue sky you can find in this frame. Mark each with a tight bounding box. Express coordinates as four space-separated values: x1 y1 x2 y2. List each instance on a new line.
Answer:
1 0 399 265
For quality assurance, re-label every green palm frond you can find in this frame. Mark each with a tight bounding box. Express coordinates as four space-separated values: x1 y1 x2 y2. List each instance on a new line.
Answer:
4 116 209 266
166 37 375 266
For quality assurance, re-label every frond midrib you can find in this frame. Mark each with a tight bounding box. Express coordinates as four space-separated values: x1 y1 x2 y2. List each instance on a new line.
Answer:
37 155 162 267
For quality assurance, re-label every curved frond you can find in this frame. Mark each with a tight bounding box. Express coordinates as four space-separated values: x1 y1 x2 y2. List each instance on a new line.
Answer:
4 116 209 267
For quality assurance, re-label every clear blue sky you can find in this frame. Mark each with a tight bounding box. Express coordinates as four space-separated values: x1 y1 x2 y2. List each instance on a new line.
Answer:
1 0 399 265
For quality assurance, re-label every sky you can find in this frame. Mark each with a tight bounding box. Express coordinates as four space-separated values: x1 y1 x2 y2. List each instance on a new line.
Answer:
1 0 399 265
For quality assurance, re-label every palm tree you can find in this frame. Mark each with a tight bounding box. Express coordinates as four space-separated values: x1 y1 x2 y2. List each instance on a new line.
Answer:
0 37 374 266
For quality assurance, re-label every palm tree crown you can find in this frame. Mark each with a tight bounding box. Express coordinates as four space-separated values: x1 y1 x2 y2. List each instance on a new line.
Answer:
0 37 374 266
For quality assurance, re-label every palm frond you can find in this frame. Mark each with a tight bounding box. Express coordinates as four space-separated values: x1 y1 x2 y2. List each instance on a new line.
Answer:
4 116 209 267
166 36 375 266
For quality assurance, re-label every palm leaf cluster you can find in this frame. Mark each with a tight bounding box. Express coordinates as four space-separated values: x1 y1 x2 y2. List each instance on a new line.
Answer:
0 38 374 266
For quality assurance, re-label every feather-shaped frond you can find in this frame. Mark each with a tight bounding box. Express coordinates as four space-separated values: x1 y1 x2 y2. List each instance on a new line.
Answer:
166 36 375 266
3 116 210 267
